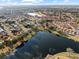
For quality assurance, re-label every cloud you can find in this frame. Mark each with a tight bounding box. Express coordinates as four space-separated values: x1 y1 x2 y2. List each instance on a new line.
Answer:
20 3 35 5
2 0 5 1
0 2 18 6
22 0 36 2
19 0 44 5
22 0 43 2
0 0 79 6
2 0 11 2
64 0 69 3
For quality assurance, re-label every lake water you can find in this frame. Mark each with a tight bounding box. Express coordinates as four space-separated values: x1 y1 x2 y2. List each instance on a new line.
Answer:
5 31 79 59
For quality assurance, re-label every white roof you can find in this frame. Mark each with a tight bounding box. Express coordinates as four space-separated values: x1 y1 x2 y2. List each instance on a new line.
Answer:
0 40 4 44
27 13 42 17
0 27 4 32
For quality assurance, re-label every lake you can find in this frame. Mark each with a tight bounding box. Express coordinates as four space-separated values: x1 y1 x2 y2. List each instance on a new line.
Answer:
4 31 79 59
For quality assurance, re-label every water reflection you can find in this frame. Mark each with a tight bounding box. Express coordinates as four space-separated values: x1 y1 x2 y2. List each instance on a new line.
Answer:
5 31 79 59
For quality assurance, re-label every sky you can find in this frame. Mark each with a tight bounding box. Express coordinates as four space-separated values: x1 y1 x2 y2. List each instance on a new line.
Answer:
0 0 79 5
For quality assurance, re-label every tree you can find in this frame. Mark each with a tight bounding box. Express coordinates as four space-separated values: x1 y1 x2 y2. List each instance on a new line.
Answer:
66 48 74 57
